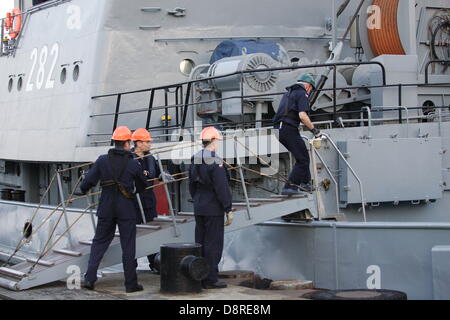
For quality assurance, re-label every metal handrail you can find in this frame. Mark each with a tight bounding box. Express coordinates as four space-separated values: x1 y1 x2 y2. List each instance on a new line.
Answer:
234 136 252 221
89 81 450 120
301 136 340 215
360 106 372 139
425 60 450 84
56 172 74 246
92 61 386 99
373 106 409 137
321 133 367 222
88 79 450 140
90 61 386 136
156 154 179 237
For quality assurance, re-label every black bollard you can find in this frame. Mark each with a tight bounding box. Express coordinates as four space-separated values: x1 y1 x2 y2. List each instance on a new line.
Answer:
160 243 209 294
11 190 26 202
1 189 13 201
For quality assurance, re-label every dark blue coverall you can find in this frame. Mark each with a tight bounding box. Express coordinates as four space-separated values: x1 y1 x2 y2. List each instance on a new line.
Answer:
273 83 312 190
131 149 161 270
188 149 232 285
80 148 149 290
131 149 161 223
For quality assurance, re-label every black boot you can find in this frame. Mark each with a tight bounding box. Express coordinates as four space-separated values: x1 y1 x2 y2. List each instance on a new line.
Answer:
299 183 315 192
281 187 304 196
126 284 144 293
203 281 227 289
83 280 95 290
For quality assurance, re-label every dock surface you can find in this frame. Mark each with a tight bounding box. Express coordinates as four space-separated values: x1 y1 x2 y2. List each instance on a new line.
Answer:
0 270 315 300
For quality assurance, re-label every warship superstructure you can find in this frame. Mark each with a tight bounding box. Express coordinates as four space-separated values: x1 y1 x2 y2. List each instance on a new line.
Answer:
0 0 449 299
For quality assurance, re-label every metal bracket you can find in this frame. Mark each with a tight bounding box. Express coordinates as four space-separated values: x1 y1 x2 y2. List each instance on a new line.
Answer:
390 133 399 139
167 8 186 17
141 7 161 13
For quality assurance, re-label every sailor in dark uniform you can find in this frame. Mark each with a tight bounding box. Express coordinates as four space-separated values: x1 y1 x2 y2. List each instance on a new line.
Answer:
81 126 149 293
131 128 161 271
273 73 322 195
189 127 233 289
131 128 161 223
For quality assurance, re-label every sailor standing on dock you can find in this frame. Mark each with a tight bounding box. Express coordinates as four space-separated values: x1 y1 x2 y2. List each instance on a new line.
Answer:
273 74 322 196
80 126 149 293
189 127 233 289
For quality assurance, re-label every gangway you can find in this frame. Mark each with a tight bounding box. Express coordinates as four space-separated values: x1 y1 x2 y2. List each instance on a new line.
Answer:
0 194 313 291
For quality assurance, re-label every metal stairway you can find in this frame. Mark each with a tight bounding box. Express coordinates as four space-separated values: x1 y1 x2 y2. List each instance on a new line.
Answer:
0 194 313 291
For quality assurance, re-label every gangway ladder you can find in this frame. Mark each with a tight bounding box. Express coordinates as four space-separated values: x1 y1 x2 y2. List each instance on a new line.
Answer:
0 192 315 291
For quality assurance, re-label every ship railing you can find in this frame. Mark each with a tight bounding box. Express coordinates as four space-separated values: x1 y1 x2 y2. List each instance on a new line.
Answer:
312 104 450 135
89 74 450 144
88 83 450 146
425 60 450 84
0 0 72 57
89 61 387 140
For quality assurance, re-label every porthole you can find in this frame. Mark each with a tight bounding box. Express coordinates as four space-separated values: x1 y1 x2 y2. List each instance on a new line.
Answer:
422 100 436 123
422 100 435 115
17 77 23 91
290 57 300 64
73 64 80 82
8 78 13 92
180 59 195 76
60 67 67 84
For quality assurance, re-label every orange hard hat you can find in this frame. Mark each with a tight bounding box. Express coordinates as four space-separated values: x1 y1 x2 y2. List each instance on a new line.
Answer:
112 126 132 141
200 127 223 141
132 128 153 142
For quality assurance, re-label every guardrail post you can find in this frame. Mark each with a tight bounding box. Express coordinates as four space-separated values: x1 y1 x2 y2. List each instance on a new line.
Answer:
136 194 147 224
111 94 122 146
145 89 155 130
181 82 192 130
234 136 252 220
309 141 325 219
56 172 74 246
361 106 372 139
156 154 179 237
85 193 97 232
